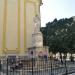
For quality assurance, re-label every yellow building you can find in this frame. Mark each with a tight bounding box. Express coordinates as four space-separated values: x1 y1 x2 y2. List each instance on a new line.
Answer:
0 0 42 55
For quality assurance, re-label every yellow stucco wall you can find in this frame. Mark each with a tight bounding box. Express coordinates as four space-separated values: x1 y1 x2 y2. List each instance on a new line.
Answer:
0 0 41 55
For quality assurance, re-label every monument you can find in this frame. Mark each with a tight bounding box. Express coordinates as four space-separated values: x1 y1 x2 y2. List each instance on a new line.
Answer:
32 15 43 47
28 15 49 58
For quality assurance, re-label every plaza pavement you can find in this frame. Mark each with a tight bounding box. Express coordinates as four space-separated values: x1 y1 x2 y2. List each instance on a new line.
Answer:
69 73 75 75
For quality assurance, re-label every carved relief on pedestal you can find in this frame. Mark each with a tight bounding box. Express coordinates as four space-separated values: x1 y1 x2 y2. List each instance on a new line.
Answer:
32 32 43 47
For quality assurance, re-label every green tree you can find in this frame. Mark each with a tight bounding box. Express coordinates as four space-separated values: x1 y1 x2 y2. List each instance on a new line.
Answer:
41 17 75 55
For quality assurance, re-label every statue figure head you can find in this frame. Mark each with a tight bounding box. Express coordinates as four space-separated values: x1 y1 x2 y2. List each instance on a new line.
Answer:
33 14 40 23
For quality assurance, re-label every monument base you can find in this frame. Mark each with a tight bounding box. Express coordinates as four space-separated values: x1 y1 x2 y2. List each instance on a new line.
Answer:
27 46 49 58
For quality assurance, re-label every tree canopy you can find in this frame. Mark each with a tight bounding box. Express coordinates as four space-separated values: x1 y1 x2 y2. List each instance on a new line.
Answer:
41 17 75 54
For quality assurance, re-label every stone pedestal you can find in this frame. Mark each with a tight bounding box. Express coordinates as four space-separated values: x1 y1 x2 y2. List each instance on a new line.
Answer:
28 46 49 58
32 32 43 47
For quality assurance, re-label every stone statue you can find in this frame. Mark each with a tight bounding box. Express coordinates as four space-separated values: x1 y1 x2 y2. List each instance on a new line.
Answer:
33 15 41 33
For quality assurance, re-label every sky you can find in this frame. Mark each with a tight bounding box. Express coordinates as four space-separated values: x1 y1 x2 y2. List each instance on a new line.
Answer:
40 0 75 27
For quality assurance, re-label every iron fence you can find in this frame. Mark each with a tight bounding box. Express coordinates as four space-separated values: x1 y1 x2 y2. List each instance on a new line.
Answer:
0 57 75 75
